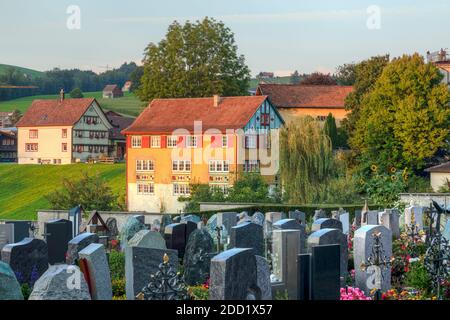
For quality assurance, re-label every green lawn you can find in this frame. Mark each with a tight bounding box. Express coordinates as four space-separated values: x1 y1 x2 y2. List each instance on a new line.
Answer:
0 91 146 117
0 163 125 220
0 64 44 79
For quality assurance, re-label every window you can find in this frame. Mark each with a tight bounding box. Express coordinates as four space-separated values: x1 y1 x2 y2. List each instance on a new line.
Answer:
62 143 68 152
151 136 161 148
137 182 154 195
173 183 190 196
244 160 260 172
29 130 38 139
172 160 191 172
167 136 178 148
210 184 230 195
209 160 230 173
53 159 61 164
260 113 270 126
316 115 327 121
186 136 197 148
222 135 228 148
245 135 257 149
136 160 155 172
131 136 142 148
25 143 38 152
62 129 67 138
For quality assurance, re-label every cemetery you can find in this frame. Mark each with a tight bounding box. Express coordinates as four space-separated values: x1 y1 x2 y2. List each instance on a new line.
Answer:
0 200 449 301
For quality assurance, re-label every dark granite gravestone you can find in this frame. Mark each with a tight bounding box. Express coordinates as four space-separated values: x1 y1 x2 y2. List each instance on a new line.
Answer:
66 232 99 265
105 218 119 239
183 229 214 286
44 219 73 265
313 209 327 221
229 222 264 256
183 220 198 241
251 212 265 226
160 215 173 235
181 214 201 224
289 210 306 226
1 238 48 286
311 244 340 300
125 246 178 300
4 221 32 242
353 210 362 227
209 248 260 300
311 218 343 232
297 253 311 300
164 223 187 258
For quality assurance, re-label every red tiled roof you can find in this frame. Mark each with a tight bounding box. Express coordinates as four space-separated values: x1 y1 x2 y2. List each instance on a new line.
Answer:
15 98 95 127
425 162 450 173
257 84 353 109
122 96 268 134
103 84 121 92
435 61 450 73
108 114 135 140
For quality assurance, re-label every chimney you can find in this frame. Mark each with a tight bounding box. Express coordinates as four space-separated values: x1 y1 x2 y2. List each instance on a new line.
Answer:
60 89 65 102
213 94 221 107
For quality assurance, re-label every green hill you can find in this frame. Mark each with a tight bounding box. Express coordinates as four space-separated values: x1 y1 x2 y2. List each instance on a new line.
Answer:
0 91 145 117
0 163 125 220
0 64 44 79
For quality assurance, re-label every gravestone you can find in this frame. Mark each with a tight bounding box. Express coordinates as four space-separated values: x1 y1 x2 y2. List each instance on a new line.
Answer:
380 209 400 239
209 248 260 300
0 224 14 251
66 232 99 265
443 220 450 243
264 212 285 237
120 216 147 251
28 264 91 300
105 218 119 239
271 229 301 299
68 205 83 237
125 246 178 300
313 209 327 221
173 215 181 223
0 261 24 300
297 253 311 300
206 214 229 248
230 222 264 256
4 221 32 242
237 212 251 225
160 215 173 235
354 225 392 295
332 209 350 234
181 214 201 224
44 219 73 264
311 244 340 300
151 219 161 232
289 210 306 226
404 206 424 231
272 219 306 253
164 223 186 257
361 210 379 226
311 218 343 232
79 243 112 300
128 230 166 249
353 210 362 228
307 228 348 286
183 228 214 286
255 255 272 300
133 215 145 225
251 212 265 226
1 238 48 286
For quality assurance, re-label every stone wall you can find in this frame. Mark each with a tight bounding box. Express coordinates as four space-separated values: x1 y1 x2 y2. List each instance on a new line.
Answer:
399 193 450 208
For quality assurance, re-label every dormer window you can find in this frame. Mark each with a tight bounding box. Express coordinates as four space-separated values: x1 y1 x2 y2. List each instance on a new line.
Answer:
29 130 38 139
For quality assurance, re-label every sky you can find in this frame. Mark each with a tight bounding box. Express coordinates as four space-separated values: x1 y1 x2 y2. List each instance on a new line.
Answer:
1 0 450 76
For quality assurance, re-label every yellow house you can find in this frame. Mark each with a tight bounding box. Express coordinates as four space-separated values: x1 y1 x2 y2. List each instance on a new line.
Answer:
16 92 112 164
425 162 450 192
122 95 285 213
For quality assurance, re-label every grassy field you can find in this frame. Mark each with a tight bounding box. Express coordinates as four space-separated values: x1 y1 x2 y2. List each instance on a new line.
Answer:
0 91 146 117
0 64 44 79
0 163 125 220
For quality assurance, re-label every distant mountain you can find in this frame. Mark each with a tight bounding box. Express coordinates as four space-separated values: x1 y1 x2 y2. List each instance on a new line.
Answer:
0 64 44 79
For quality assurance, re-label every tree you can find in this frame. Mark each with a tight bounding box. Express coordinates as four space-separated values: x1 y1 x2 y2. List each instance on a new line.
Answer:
335 63 357 85
324 113 338 148
9 109 22 126
46 172 119 211
129 66 143 92
350 54 450 172
341 55 389 138
279 117 334 203
300 72 337 85
136 17 251 102
290 70 301 84
69 87 84 98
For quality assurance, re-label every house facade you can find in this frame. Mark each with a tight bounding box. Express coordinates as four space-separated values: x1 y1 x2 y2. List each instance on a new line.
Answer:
425 162 450 192
256 84 353 125
0 128 17 162
0 112 13 128
106 111 135 160
103 85 124 99
122 95 284 213
16 94 112 164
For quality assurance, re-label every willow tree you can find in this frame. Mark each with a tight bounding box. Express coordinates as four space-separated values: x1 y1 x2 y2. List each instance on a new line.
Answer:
279 117 334 204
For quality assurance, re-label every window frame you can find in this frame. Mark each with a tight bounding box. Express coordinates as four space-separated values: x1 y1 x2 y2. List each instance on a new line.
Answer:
29 129 38 139
151 136 161 148
167 136 178 148
131 136 142 148
136 160 155 172
137 182 155 195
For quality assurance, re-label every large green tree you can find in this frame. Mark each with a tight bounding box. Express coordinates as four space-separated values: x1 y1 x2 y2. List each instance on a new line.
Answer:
136 18 251 102
350 54 450 171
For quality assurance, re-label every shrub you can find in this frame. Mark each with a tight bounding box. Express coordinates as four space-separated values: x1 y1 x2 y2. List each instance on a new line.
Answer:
404 260 433 295
21 283 31 300
189 286 209 300
111 278 126 299
109 250 125 280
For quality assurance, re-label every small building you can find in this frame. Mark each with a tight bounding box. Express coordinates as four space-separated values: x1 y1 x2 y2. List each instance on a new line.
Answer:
102 84 124 99
425 162 450 192
257 72 274 79
106 111 135 160
256 84 353 125
0 112 13 128
122 81 132 92
16 90 113 164
122 95 285 213
0 128 17 162
427 49 450 89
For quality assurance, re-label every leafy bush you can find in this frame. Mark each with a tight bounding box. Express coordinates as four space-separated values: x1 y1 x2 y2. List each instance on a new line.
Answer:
404 260 433 295
109 250 125 280
189 285 209 300
112 278 126 299
21 283 31 300
69 87 84 98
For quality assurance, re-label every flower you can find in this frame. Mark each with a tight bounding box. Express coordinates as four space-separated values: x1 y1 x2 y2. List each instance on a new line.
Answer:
340 287 371 300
